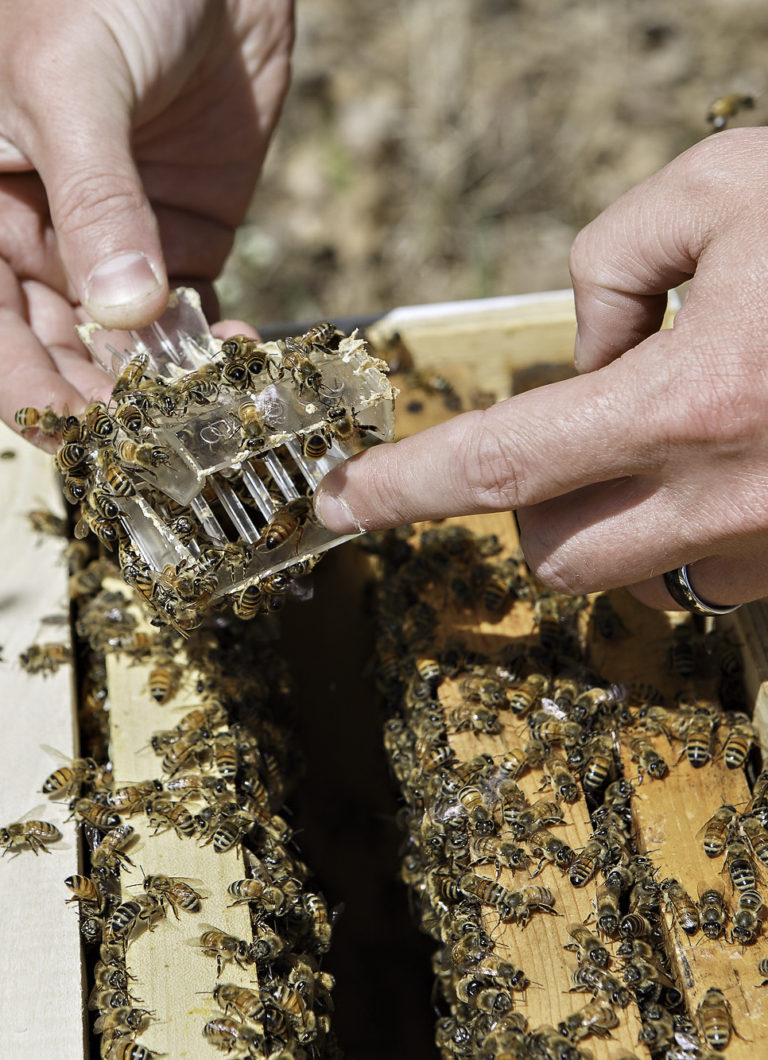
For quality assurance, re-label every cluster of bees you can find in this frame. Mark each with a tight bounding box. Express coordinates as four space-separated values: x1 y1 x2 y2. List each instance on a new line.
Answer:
367 522 760 1059
15 321 386 633
20 514 341 1059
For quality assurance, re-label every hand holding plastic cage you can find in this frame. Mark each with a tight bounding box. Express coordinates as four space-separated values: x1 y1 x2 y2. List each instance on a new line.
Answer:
65 288 396 628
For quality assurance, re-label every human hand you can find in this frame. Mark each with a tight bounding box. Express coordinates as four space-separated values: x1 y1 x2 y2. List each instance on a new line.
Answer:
314 128 768 610
0 0 293 437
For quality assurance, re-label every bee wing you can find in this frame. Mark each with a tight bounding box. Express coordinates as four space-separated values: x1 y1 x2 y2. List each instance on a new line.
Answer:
538 697 567 720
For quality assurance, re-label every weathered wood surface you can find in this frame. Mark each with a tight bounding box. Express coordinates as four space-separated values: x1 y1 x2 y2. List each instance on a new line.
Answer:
106 592 253 1059
0 422 87 1060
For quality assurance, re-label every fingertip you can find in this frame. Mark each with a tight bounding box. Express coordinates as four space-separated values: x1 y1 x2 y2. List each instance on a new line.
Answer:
82 251 168 329
313 466 365 534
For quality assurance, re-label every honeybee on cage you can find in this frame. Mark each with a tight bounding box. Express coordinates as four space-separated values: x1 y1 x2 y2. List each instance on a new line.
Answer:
98 450 136 496
271 337 326 396
113 439 172 470
258 496 315 551
220 333 269 379
0 808 61 856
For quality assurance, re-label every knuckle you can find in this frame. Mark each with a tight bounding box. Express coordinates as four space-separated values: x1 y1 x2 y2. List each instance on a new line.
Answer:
52 169 146 239
459 408 528 511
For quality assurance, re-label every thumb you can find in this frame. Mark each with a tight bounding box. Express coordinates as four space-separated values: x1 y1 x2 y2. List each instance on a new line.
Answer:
25 90 168 327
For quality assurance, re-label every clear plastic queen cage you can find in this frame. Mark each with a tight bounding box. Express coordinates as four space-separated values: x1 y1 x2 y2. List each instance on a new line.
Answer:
76 288 396 618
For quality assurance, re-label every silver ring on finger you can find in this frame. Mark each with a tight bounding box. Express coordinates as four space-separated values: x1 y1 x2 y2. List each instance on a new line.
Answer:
662 564 741 617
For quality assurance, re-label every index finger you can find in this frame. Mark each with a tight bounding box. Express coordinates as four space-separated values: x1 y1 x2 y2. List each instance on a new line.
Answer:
313 329 680 534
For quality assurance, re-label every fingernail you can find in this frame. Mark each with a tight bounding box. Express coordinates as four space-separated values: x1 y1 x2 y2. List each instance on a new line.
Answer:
314 488 362 534
85 251 163 311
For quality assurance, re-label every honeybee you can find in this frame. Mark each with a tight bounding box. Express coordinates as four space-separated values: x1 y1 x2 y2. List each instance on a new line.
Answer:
272 336 325 395
527 828 575 872
146 797 197 839
227 878 286 915
448 701 501 735
71 797 120 832
696 987 738 1051
700 803 739 858
721 713 757 769
113 353 150 395
504 884 557 926
508 673 548 716
661 877 699 935
105 781 163 816
19 641 72 675
235 398 267 447
723 836 760 891
570 966 630 1008
698 882 728 940
731 887 763 945
202 1016 264 1054
108 1042 162 1060
628 736 668 780
231 582 265 620
740 813 768 866
141 874 204 918
542 753 580 803
565 923 610 968
91 824 136 873
212 982 266 1023
302 891 333 953
707 93 754 131
0 812 62 856
528 708 582 746
505 798 563 838
15 405 64 436
64 873 102 908
192 925 253 976
558 998 618 1041
99 452 136 497
595 885 621 937
114 440 172 469
105 895 163 943
146 656 182 705
568 840 603 889
469 834 531 874
258 497 314 551
683 706 719 768
113 399 146 435
42 750 102 800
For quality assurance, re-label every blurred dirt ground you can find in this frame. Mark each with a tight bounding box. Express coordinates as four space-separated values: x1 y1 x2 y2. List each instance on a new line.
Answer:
218 0 768 327
216 3 768 1057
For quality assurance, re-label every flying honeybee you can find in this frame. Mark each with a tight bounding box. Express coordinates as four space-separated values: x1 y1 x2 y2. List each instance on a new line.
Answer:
707 93 754 131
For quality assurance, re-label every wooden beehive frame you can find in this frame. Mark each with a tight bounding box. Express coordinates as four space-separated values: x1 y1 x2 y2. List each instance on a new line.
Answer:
2 288 768 1058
